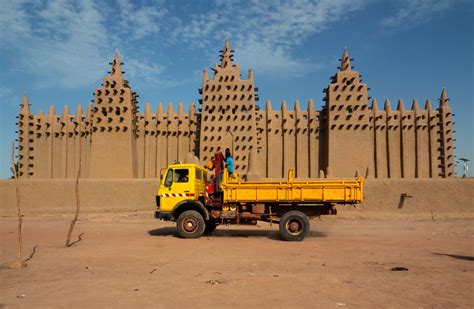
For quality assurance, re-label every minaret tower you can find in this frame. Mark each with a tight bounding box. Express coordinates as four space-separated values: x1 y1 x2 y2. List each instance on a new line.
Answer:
437 88 455 178
199 38 259 174
324 47 373 177
17 94 33 178
89 51 139 178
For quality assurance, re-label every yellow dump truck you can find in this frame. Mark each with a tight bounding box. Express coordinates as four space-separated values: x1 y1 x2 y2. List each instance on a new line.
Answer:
155 163 364 241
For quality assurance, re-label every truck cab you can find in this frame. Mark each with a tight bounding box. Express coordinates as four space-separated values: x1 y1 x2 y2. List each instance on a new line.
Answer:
155 163 208 220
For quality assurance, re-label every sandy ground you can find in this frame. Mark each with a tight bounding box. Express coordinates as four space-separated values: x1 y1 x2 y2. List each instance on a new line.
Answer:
1 212 473 308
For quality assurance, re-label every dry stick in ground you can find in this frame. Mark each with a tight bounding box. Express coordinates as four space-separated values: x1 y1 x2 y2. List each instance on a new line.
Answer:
65 144 82 247
10 141 26 269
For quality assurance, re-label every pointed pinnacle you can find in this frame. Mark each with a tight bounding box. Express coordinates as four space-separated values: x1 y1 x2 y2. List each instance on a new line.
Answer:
294 100 301 112
76 104 83 121
308 98 315 112
167 102 174 116
397 99 405 111
220 37 233 68
48 105 56 117
425 99 433 110
440 87 449 107
384 99 392 111
248 67 254 80
340 47 352 71
178 102 185 115
265 99 273 112
189 102 196 115
157 102 164 116
145 102 151 116
111 51 123 77
63 105 70 116
411 99 419 111
281 100 287 111
202 69 209 83
86 102 92 121
21 93 30 113
371 98 378 111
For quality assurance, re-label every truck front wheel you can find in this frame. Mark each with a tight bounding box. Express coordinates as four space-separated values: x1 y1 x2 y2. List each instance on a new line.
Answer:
279 211 310 241
177 210 205 239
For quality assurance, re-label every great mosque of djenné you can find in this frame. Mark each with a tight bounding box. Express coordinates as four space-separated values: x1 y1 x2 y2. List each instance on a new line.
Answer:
16 38 455 179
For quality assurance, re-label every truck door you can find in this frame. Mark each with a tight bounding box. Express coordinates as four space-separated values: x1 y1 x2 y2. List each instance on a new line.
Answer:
161 168 192 212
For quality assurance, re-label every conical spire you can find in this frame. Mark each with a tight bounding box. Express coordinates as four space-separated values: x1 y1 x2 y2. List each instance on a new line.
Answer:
265 99 272 112
411 99 419 111
340 47 352 71
111 50 123 77
86 102 92 122
48 105 56 123
384 99 392 112
308 98 315 113
145 102 151 118
439 87 449 107
20 93 30 113
157 102 164 117
294 100 301 112
178 102 185 120
248 67 254 80
75 104 83 122
425 99 433 111
62 105 70 121
371 98 378 112
295 100 302 123
167 102 174 117
220 37 233 69
202 69 209 83
397 99 405 111
189 102 196 115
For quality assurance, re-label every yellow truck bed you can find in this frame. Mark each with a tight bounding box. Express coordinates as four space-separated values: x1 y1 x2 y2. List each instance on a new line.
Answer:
222 170 364 204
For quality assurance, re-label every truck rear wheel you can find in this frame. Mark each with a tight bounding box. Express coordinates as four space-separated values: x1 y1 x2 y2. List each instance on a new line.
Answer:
279 211 310 241
177 210 205 239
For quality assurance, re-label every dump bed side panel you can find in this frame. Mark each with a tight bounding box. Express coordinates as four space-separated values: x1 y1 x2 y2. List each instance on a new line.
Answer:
223 178 364 204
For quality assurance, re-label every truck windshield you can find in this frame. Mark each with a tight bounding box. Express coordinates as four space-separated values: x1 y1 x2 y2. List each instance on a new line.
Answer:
164 169 173 187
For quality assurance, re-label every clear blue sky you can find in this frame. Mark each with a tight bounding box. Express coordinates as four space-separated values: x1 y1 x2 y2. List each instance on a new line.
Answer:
1 0 473 178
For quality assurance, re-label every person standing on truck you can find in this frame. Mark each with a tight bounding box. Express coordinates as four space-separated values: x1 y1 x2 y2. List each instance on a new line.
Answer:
225 148 235 178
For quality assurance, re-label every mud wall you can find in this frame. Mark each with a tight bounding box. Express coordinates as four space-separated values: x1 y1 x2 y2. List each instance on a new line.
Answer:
1 178 472 216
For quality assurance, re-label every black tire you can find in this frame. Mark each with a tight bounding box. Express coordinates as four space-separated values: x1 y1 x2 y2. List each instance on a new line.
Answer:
204 222 218 235
279 211 310 241
176 210 205 239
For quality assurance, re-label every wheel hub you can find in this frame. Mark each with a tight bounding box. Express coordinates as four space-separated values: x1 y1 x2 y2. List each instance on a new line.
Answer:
183 218 198 232
287 219 303 234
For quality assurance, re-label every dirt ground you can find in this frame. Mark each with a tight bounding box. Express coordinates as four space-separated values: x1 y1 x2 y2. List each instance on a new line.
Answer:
1 212 473 308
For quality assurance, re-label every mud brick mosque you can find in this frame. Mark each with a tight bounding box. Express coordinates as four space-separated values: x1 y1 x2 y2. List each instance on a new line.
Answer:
16 39 455 179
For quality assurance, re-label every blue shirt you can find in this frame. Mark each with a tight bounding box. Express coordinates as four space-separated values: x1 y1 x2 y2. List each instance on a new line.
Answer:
225 156 234 174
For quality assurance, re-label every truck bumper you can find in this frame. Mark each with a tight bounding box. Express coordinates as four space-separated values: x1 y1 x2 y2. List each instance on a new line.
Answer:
155 211 172 221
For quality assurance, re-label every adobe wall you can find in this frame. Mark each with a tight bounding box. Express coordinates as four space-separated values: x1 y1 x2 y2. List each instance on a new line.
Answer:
135 102 198 178
1 178 472 217
0 179 159 216
255 99 321 178
340 178 474 219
